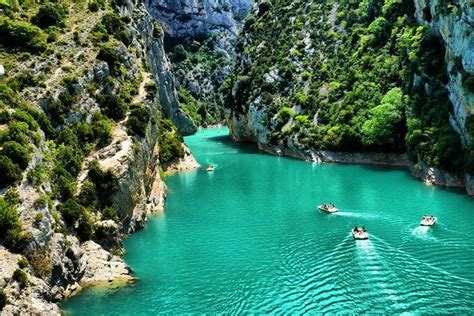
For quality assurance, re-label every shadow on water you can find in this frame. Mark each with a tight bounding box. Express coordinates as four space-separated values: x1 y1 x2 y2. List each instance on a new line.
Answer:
205 134 263 155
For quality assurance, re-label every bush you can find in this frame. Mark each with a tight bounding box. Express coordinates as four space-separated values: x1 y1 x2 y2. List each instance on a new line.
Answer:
0 156 22 187
12 269 28 289
27 163 49 187
91 114 112 147
97 42 124 76
97 93 127 121
158 119 184 163
126 103 151 137
1 141 31 169
32 3 66 28
0 17 47 53
17 257 28 269
88 161 119 208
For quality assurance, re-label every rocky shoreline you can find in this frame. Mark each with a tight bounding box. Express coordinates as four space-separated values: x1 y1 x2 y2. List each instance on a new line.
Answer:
256 142 474 196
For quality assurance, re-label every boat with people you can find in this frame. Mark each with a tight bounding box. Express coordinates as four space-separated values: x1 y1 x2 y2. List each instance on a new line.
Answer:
420 215 437 227
206 164 214 172
318 203 338 213
352 227 368 240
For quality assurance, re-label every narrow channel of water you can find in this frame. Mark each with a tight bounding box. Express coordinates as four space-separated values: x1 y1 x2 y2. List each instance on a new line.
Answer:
62 127 474 314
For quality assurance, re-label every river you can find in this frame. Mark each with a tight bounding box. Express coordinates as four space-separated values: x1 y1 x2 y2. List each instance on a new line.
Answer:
62 127 474 314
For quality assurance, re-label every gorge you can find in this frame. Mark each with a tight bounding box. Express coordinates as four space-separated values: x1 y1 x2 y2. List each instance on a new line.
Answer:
0 0 473 314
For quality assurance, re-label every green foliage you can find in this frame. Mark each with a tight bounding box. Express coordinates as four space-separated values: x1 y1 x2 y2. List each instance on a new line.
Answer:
0 17 47 53
224 0 469 173
12 269 28 288
126 103 151 137
1 141 30 169
87 161 119 209
362 88 405 149
0 197 25 251
58 199 94 241
27 162 49 187
177 88 204 125
97 93 127 120
32 3 67 28
97 41 125 76
0 155 22 186
158 118 184 163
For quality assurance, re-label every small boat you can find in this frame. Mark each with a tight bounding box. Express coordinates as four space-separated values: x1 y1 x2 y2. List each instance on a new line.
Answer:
420 215 437 227
352 227 368 240
318 204 338 213
206 164 214 172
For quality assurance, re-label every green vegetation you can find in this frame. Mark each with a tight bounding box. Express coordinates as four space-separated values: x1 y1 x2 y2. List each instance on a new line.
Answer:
0 17 47 53
167 34 232 125
158 118 184 163
126 103 151 137
12 269 28 289
32 3 67 29
0 196 30 253
223 0 470 174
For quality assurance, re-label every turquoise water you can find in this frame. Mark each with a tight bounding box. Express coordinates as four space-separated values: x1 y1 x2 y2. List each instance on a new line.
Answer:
62 127 474 314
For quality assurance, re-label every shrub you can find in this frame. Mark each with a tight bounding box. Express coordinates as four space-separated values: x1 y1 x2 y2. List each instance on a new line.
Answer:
158 119 184 163
97 41 124 76
88 161 119 208
32 3 66 28
12 269 28 288
0 156 22 186
97 93 127 120
126 103 151 137
102 206 119 221
1 141 30 169
27 163 49 187
0 17 47 53
58 199 84 227
26 251 52 278
17 257 28 269
91 114 112 147
34 213 43 223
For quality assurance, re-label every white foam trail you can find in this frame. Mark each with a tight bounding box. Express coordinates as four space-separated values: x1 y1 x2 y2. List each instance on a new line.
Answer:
410 226 436 241
333 211 363 218
371 235 474 286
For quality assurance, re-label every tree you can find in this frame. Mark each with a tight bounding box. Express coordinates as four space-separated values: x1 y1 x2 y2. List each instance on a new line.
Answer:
32 3 66 28
0 155 22 186
362 88 404 147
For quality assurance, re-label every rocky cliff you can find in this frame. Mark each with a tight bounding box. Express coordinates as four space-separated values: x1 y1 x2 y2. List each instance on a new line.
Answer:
223 0 474 196
145 0 253 126
0 0 198 314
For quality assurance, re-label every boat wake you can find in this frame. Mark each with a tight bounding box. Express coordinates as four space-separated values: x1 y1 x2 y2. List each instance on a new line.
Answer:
371 235 474 286
410 226 434 240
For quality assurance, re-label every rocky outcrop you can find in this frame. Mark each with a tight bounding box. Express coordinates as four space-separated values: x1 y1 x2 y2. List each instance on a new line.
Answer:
163 145 200 174
134 3 197 135
145 0 253 54
80 241 133 285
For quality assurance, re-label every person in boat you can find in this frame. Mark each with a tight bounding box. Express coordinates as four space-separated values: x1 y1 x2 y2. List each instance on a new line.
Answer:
354 226 359 232
362 226 366 232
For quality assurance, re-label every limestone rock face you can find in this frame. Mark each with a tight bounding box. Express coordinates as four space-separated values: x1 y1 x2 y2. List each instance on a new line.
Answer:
146 0 252 47
135 3 197 135
413 0 474 144
80 241 132 285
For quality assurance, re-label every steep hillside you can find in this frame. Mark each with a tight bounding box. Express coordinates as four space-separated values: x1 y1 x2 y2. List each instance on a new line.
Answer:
0 0 198 313
146 0 253 126
223 0 474 195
